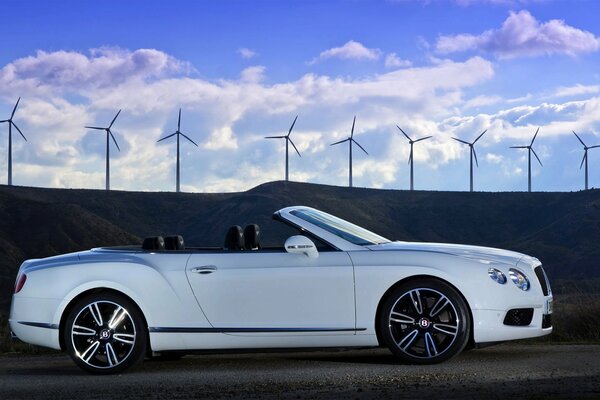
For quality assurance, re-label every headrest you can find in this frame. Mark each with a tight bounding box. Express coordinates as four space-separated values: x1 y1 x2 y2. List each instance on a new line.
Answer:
142 236 165 251
164 235 185 250
244 224 261 250
224 225 244 250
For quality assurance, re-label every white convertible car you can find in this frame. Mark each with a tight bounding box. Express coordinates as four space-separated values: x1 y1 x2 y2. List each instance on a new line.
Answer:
10 206 552 374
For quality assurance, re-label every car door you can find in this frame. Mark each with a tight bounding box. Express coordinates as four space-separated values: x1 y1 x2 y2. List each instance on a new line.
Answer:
185 249 356 334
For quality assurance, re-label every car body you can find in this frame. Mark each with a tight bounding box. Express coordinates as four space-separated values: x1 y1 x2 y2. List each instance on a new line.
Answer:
10 206 553 374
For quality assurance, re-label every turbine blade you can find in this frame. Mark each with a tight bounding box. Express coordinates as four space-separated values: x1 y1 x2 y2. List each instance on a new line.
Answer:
531 148 543 166
85 126 105 130
580 151 587 169
510 146 528 149
472 147 479 167
288 138 301 157
350 116 356 138
396 125 412 142
473 129 487 144
178 108 182 131
408 149 412 165
11 122 27 141
108 109 122 129
588 144 600 149
0 120 8 123
180 132 199 147
452 137 470 145
330 138 350 146
265 135 286 139
572 131 586 147
287 115 298 137
157 132 177 142
530 127 540 146
353 139 368 155
414 135 432 143
10 97 21 119
108 130 120 152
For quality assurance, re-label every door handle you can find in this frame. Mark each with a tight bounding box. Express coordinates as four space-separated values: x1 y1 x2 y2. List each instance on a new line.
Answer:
191 266 217 274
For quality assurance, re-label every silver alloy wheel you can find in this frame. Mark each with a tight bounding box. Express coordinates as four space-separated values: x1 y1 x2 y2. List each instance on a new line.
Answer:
70 300 137 369
388 288 460 359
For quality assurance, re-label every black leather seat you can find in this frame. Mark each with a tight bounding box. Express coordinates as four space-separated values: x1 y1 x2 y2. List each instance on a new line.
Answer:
244 224 261 250
142 236 165 251
164 235 185 250
224 226 244 250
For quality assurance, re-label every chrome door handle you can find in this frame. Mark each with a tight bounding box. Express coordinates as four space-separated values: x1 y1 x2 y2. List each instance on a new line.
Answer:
191 266 217 274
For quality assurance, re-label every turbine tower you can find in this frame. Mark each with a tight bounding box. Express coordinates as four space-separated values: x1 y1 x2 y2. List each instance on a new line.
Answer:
510 127 542 192
265 115 300 181
452 129 487 192
330 116 368 188
397 126 431 191
157 109 198 193
0 98 27 186
85 109 122 191
573 131 600 190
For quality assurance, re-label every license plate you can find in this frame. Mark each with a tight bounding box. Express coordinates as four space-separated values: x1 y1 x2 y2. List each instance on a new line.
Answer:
546 298 553 314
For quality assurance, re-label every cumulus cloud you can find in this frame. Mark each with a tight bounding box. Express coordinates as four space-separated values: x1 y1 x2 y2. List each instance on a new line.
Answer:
8 47 575 192
384 53 412 68
237 48 257 59
0 48 189 95
436 10 600 58
309 40 381 64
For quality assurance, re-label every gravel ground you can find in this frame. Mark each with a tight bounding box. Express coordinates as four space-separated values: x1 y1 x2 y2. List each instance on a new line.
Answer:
1 344 600 399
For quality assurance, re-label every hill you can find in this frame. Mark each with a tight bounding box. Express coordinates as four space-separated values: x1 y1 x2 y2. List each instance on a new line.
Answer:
1 181 599 313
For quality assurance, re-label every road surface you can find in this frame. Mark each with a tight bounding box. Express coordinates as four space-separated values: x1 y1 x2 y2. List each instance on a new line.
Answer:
1 344 599 399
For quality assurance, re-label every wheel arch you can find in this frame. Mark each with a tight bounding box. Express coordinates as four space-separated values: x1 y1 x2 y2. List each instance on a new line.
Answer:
373 275 474 348
58 287 150 352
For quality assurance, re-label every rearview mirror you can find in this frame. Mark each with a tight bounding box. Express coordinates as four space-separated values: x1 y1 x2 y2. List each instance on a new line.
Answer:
284 235 319 259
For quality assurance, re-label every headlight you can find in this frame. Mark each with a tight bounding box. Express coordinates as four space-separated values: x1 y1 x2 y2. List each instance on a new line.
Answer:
509 268 530 291
488 268 507 284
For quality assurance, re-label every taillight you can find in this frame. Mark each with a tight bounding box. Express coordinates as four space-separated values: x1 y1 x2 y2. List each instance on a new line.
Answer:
15 274 27 294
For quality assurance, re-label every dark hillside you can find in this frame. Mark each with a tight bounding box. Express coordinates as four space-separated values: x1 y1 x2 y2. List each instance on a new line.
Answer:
1 181 599 313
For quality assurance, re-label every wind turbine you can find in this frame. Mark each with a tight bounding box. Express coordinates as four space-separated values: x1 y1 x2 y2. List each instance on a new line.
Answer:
510 127 542 192
397 126 431 191
0 98 27 186
265 115 300 181
330 116 368 188
157 108 198 193
85 109 122 191
452 129 487 192
573 131 600 190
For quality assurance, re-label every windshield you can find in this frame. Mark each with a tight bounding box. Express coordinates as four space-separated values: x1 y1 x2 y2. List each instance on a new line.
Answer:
290 208 390 246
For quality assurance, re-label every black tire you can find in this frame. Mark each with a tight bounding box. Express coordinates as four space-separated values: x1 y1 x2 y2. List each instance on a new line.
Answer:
63 292 147 374
379 278 471 364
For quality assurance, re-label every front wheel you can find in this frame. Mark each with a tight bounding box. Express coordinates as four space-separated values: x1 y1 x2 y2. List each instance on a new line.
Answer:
379 279 471 364
64 293 147 374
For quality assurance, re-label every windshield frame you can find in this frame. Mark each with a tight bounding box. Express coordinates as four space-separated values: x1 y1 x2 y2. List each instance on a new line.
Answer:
289 208 391 246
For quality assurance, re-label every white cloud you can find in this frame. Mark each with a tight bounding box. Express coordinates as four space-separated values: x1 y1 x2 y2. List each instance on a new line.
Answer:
237 48 257 59
485 153 504 164
310 40 382 64
463 95 502 109
554 84 600 98
384 53 412 68
0 48 189 95
240 66 266 83
436 10 600 58
0 48 505 192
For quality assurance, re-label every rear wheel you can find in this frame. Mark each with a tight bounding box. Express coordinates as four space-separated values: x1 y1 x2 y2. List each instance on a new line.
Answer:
64 293 147 374
380 279 470 364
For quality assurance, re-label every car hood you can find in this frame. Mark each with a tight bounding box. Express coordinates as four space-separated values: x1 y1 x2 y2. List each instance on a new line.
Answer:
366 241 530 267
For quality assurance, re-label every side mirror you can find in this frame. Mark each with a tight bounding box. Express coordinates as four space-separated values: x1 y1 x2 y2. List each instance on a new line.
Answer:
284 235 319 259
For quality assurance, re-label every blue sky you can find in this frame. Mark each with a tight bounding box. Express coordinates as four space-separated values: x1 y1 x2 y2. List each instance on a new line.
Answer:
1 0 600 192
